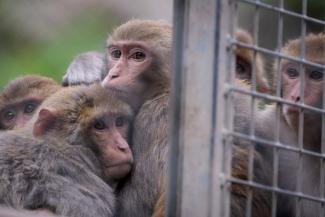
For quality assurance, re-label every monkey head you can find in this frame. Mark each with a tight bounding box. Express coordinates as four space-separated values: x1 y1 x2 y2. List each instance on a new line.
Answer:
0 75 60 130
235 29 269 93
31 84 134 182
280 33 325 128
102 19 172 110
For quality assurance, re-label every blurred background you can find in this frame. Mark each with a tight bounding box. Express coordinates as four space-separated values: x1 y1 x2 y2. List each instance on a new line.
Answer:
0 0 172 88
0 0 324 88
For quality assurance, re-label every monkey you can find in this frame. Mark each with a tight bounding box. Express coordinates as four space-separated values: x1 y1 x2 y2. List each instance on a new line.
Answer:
57 19 277 216
270 32 325 217
101 19 172 217
232 32 325 217
0 84 134 217
0 75 60 130
235 29 269 93
100 19 171 217
62 51 106 86
99 19 275 217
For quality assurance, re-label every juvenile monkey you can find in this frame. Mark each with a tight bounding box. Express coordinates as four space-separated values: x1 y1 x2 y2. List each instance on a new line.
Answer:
0 75 60 130
62 51 106 86
0 84 134 217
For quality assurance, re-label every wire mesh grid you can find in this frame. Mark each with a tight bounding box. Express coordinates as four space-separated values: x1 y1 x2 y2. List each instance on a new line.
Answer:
168 0 325 217
224 0 325 217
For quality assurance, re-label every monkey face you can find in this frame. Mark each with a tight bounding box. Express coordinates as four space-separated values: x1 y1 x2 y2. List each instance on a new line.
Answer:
31 85 134 182
88 112 134 181
102 42 154 108
0 99 41 130
281 61 324 125
0 75 60 130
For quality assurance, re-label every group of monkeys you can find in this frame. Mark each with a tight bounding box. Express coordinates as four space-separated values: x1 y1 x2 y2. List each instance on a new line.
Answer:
0 19 324 217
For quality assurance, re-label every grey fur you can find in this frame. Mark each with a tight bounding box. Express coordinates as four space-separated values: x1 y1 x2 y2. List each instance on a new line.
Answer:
62 51 107 86
0 132 115 217
117 93 169 217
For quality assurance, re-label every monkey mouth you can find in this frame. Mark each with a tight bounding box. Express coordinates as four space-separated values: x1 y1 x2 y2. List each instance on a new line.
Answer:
286 106 299 114
283 105 299 115
105 161 133 168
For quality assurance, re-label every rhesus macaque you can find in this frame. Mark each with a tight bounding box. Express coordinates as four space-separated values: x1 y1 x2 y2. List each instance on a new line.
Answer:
272 32 325 217
235 29 269 93
0 84 134 217
62 51 106 86
101 19 171 217
101 20 274 217
0 75 60 130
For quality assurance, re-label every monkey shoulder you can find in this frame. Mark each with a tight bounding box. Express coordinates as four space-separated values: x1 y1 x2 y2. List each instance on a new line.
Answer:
137 93 169 123
133 93 169 149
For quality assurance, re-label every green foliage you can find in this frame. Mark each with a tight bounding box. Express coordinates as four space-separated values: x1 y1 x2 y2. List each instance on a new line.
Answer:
0 11 119 88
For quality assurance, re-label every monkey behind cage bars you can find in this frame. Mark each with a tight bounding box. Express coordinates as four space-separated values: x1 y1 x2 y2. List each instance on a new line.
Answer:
168 0 325 217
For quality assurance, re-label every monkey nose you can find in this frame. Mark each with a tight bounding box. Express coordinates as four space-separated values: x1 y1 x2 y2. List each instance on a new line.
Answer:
291 95 300 103
295 96 300 103
117 145 129 153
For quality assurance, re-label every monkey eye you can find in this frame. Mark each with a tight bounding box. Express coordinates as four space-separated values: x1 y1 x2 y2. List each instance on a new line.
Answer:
235 58 251 80
110 49 122 59
3 109 15 121
286 67 299 78
236 63 245 74
115 117 125 127
24 102 37 114
130 51 146 61
93 120 107 130
309 70 323 81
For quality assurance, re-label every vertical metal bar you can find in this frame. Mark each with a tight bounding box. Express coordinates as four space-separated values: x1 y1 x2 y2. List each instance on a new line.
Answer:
167 0 186 216
212 0 233 216
273 1 284 216
320 10 325 217
245 2 260 217
168 0 225 216
296 1 307 216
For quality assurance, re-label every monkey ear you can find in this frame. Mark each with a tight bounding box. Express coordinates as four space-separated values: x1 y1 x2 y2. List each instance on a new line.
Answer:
33 108 57 137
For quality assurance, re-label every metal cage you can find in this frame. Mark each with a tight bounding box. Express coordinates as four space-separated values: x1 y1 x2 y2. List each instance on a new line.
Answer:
168 0 325 217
